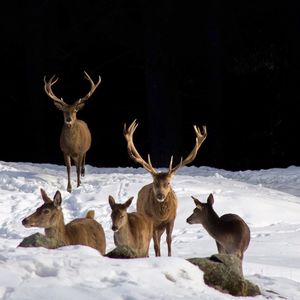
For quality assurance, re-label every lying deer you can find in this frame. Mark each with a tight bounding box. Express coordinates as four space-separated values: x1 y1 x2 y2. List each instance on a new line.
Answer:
124 119 207 256
186 193 250 260
44 71 101 192
22 188 106 255
109 195 153 257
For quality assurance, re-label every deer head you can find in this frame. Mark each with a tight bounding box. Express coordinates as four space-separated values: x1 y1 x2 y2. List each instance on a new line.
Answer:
186 194 215 224
44 71 101 128
108 195 134 232
22 189 63 228
123 119 207 202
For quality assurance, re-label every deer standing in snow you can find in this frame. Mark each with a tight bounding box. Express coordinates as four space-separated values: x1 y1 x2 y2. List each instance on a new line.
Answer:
22 188 106 255
109 195 153 257
44 71 101 192
123 119 207 256
186 193 250 260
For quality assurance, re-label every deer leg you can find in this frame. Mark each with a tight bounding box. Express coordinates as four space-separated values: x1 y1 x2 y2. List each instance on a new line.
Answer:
75 155 83 188
166 221 174 256
153 227 165 257
64 154 72 193
81 153 86 177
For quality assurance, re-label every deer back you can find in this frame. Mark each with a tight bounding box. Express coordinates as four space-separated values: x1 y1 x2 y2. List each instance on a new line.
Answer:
218 214 250 253
65 217 106 255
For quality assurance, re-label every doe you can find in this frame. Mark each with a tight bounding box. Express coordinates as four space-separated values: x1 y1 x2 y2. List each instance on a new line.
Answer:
22 188 106 255
186 193 250 260
109 195 153 257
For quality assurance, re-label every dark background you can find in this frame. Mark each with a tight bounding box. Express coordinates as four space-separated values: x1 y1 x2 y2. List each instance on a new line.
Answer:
1 1 300 171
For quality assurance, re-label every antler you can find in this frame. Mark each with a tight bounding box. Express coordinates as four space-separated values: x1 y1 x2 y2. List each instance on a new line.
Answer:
123 119 158 175
75 71 101 105
44 75 67 107
168 125 207 174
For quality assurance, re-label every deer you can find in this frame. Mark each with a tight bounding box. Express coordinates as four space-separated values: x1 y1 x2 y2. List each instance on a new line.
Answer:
123 119 207 256
22 188 106 255
108 195 153 257
186 193 250 261
44 71 101 192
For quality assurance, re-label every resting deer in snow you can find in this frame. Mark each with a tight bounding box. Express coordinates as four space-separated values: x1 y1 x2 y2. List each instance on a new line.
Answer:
44 71 101 192
124 119 207 256
22 188 106 255
186 193 250 260
109 195 153 257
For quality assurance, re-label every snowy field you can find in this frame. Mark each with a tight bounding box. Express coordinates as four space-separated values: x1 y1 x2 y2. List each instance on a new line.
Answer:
0 160 300 299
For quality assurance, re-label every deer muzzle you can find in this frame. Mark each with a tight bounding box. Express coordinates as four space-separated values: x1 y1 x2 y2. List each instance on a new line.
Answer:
156 193 166 202
111 225 119 232
22 218 33 227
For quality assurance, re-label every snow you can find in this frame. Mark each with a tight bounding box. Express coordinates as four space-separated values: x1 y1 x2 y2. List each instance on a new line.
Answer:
0 160 300 299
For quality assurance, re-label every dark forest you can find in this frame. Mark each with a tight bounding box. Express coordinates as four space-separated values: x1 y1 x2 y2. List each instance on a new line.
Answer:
1 1 300 171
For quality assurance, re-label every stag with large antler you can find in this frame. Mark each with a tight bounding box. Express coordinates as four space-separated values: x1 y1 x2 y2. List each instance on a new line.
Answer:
124 120 207 256
44 71 101 192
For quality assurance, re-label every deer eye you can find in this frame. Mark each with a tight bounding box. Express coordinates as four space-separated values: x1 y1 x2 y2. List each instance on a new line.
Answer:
43 209 50 215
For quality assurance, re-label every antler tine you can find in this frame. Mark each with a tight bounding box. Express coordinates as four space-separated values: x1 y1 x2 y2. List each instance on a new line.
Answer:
44 74 66 105
77 71 101 104
123 120 157 175
169 124 207 174
147 154 154 170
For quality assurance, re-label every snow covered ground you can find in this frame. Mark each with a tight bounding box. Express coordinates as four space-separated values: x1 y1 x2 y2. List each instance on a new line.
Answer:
0 160 299 299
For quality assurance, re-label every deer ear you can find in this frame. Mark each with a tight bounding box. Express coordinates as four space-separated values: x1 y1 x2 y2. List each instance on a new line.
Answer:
125 197 134 208
53 191 62 207
108 195 115 208
53 102 65 111
207 193 214 206
75 102 85 112
191 196 202 209
40 188 52 203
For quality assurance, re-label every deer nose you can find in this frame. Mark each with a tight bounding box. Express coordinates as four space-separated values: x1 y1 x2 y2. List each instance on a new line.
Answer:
112 225 118 231
22 218 28 226
156 193 165 202
66 117 72 123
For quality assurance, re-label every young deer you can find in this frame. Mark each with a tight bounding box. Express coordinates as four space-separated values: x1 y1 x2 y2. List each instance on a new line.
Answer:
44 71 101 192
186 193 250 260
22 188 106 255
108 195 153 257
124 119 207 256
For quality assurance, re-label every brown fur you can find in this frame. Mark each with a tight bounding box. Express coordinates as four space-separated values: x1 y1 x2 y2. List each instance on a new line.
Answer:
137 183 177 256
186 193 250 260
109 195 153 257
22 189 106 255
44 72 100 192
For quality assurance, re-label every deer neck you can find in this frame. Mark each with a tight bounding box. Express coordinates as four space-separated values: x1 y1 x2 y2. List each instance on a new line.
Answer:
62 120 80 133
150 188 176 221
114 215 131 243
44 212 67 243
201 208 222 239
